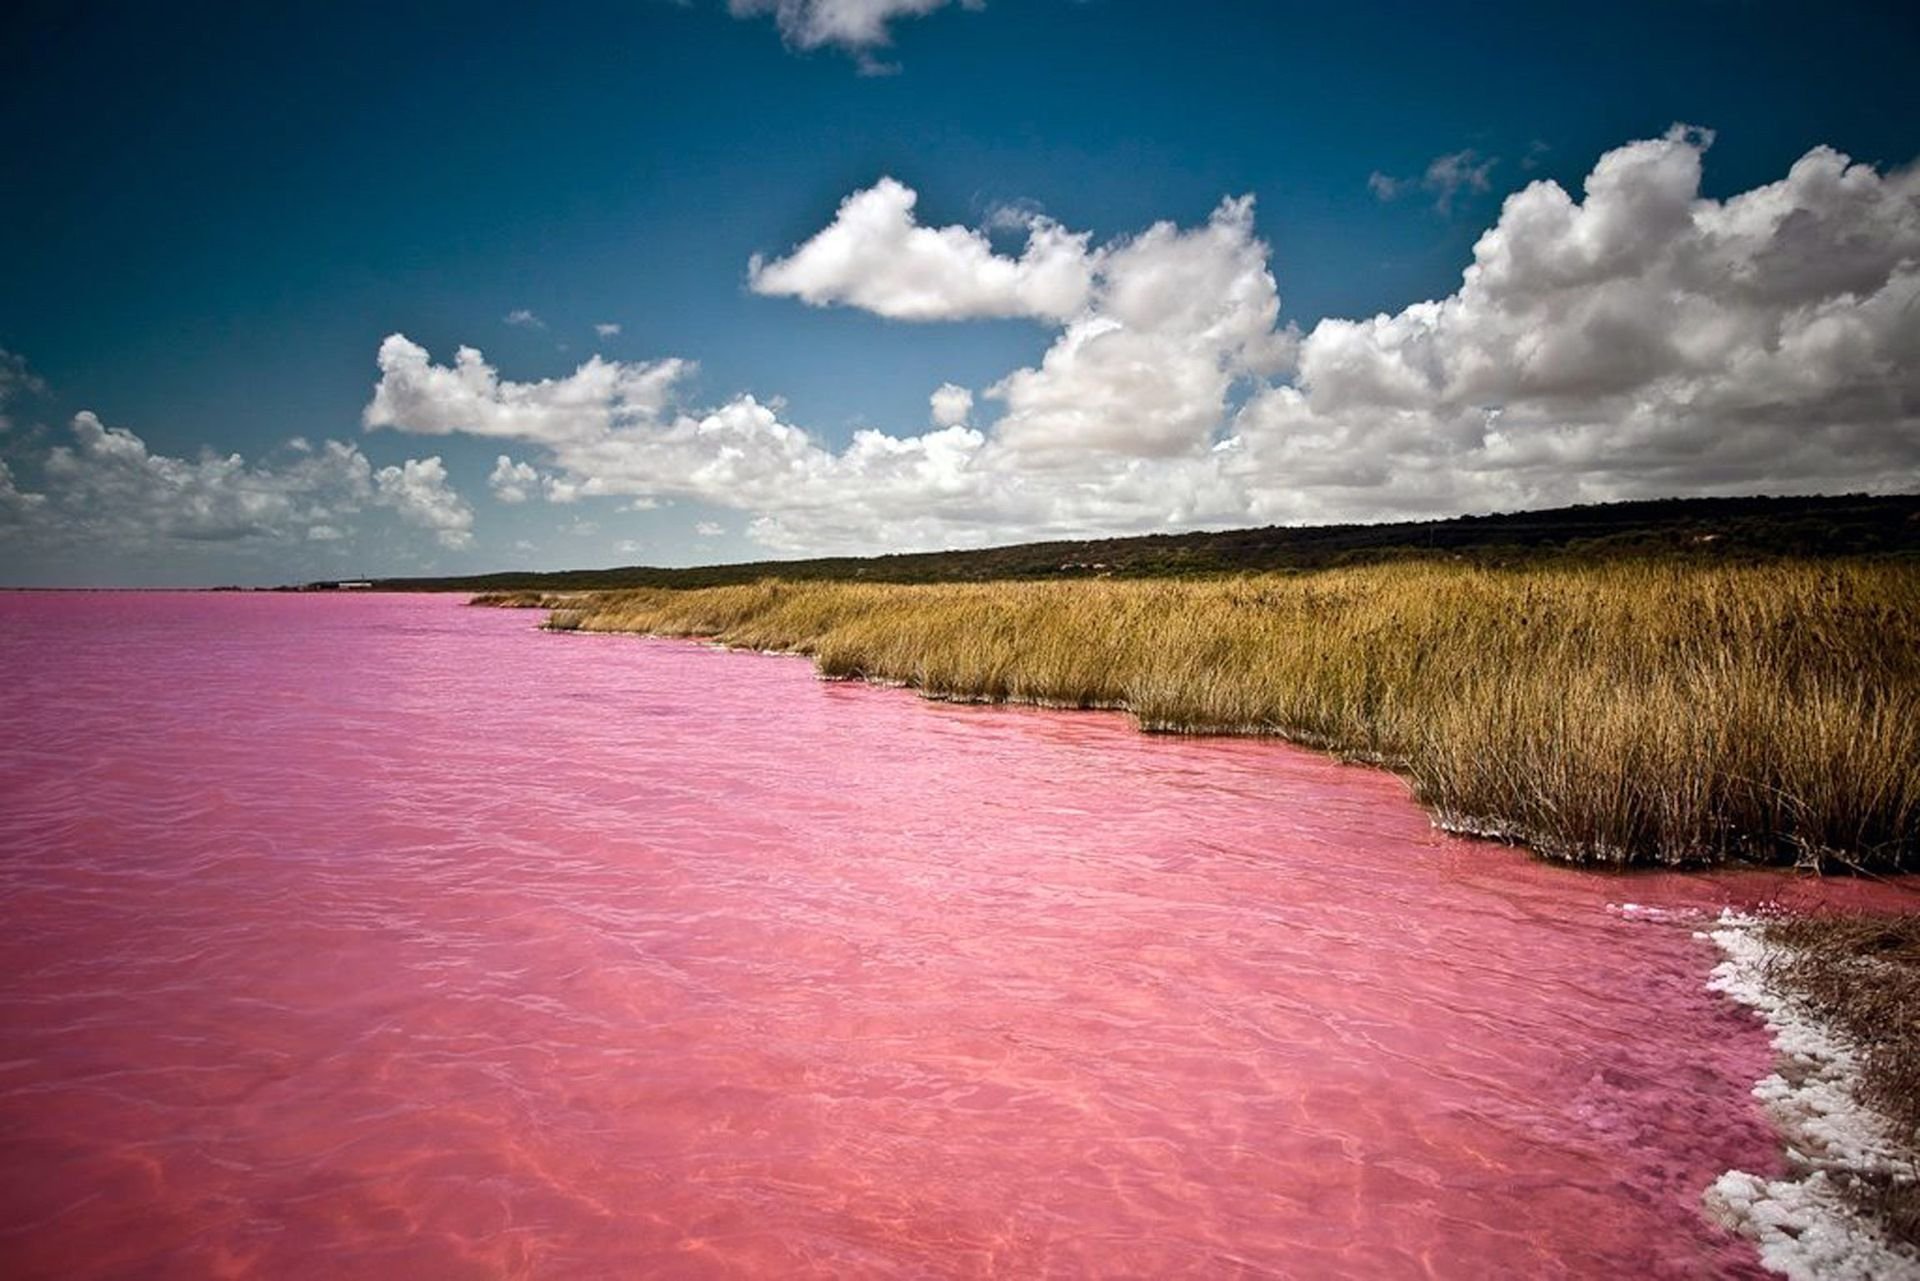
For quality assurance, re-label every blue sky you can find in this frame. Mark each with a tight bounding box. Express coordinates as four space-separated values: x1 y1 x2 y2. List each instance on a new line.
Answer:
3 0 1917 584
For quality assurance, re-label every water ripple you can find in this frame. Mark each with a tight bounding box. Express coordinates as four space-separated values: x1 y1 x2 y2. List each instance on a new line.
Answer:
1 592 1908 1278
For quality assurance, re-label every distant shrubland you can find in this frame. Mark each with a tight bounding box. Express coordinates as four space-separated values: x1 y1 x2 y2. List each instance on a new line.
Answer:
477 559 1920 871
379 493 1920 593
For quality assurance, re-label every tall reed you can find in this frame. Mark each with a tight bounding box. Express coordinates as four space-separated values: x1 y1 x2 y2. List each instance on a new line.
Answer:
481 560 1920 869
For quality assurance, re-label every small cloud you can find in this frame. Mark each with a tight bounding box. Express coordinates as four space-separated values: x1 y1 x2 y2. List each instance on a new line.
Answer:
594 322 622 338
1368 149 1497 215
985 198 1046 233
286 435 312 453
930 382 973 428
749 176 1095 321
1422 150 1497 215
729 0 982 68
0 348 49 435
503 309 545 329
306 524 344 542
491 454 590 505
0 348 48 402
695 520 726 537
374 455 473 549
615 538 643 554
489 455 539 504
622 497 660 512
1521 139 1552 171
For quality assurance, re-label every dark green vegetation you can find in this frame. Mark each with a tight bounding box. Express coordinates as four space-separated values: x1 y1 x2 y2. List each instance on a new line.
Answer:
346 493 1920 592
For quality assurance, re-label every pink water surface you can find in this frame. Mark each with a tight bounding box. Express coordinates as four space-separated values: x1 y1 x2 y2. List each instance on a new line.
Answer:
1 592 1912 1278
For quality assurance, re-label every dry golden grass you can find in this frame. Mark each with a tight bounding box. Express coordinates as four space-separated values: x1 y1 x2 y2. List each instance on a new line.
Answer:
480 559 1920 869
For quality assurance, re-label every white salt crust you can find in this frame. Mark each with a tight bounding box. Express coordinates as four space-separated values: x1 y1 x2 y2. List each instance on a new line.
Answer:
1700 912 1920 1280
1609 902 1698 924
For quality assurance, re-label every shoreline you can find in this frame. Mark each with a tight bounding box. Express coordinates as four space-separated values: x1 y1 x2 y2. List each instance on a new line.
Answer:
1705 915 1920 1278
481 577 1920 1268
528 601 1920 887
479 562 1920 872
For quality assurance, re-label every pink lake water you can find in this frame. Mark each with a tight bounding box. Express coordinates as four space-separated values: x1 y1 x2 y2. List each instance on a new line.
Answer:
1 592 1913 1279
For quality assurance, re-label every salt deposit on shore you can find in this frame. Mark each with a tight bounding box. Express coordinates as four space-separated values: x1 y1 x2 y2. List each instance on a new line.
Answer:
1702 913 1920 1280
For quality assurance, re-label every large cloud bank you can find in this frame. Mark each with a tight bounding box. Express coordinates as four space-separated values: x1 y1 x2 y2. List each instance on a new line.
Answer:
365 126 1920 553
1240 126 1920 519
1 412 473 551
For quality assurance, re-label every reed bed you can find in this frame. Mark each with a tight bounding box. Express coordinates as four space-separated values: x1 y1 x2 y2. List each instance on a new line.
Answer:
479 560 1920 869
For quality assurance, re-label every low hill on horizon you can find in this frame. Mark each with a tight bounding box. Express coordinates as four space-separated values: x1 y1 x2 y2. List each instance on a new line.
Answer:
336 493 1920 592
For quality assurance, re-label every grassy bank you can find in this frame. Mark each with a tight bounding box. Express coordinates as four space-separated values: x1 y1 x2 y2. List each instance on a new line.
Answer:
478 559 1920 870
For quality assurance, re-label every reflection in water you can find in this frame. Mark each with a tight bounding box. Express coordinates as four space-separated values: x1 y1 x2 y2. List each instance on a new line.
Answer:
0 593 1907 1278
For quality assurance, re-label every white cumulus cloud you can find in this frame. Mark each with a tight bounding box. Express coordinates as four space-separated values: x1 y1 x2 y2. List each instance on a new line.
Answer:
1233 125 1920 521
487 454 587 505
488 455 542 504
989 194 1293 461
365 335 690 444
929 382 973 427
749 177 1094 321
362 127 1920 554
752 180 1290 461
375 456 474 548
4 411 474 553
